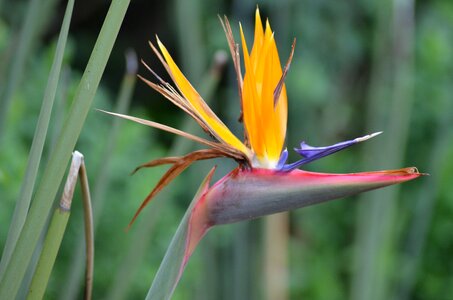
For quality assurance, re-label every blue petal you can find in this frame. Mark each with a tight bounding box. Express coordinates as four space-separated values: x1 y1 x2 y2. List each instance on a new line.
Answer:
276 148 289 169
281 132 382 171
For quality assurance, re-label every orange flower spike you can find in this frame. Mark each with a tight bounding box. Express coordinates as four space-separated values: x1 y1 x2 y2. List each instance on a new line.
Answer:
156 38 250 155
240 10 288 168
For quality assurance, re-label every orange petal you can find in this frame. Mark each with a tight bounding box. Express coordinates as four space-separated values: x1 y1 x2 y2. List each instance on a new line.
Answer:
240 10 287 165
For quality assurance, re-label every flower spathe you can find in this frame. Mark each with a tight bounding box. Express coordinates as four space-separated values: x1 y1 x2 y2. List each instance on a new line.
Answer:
239 10 288 168
103 8 423 299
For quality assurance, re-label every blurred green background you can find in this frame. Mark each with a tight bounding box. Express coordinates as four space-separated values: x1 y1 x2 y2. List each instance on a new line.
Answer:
1 0 452 299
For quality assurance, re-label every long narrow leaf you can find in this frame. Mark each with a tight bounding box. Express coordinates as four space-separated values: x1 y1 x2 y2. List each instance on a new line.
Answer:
0 0 75 279
26 209 70 300
25 151 82 300
0 0 131 298
26 151 93 300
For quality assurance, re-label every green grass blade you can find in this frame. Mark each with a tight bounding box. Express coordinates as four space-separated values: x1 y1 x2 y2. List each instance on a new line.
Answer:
0 0 131 298
26 151 92 300
0 0 75 280
26 208 70 300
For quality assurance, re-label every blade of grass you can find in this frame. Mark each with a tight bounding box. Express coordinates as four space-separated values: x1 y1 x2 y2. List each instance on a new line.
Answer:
60 50 137 300
26 151 79 300
26 209 71 300
0 0 131 298
0 0 75 280
49 67 72 151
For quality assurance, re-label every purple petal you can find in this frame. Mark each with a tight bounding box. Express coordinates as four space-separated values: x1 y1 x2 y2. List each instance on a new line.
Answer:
276 148 289 169
282 132 382 171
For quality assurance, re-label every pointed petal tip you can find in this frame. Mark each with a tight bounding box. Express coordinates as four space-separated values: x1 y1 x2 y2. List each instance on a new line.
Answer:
355 131 383 142
156 37 165 50
205 165 218 185
395 166 427 176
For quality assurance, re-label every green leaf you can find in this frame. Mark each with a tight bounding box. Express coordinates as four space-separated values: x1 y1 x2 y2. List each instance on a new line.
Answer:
26 208 70 300
0 0 131 298
0 0 74 280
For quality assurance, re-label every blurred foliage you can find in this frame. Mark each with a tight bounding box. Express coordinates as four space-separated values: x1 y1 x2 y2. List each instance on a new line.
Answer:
1 0 452 299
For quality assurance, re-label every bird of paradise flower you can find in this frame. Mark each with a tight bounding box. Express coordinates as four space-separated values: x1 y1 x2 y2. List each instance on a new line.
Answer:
102 8 421 299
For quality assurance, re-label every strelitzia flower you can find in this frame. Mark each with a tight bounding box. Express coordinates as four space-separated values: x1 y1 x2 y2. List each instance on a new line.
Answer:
103 8 421 299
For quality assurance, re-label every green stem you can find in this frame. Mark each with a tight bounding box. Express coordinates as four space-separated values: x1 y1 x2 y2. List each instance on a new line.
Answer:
0 0 130 298
26 208 71 300
25 151 82 300
0 0 74 280
79 159 94 300
26 151 93 300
